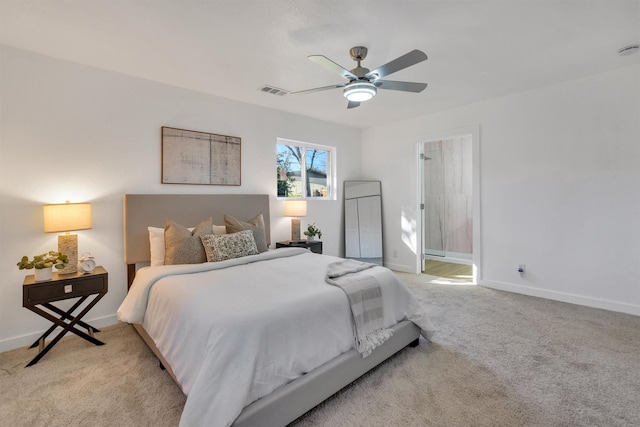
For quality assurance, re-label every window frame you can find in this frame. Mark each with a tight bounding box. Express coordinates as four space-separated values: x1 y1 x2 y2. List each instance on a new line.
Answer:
276 137 336 200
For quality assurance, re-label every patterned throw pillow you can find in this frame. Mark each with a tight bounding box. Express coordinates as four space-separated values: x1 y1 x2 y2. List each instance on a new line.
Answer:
224 213 268 252
201 230 259 262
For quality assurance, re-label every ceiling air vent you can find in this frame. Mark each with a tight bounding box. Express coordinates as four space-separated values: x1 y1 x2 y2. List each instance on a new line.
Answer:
258 85 289 96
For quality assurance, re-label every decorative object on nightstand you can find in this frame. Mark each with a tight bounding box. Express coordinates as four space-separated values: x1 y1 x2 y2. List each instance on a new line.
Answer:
16 251 69 282
77 252 96 273
304 223 322 241
43 201 92 274
22 266 108 367
284 200 307 241
276 240 323 254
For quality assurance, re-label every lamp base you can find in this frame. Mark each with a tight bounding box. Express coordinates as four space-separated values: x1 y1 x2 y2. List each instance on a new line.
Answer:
58 234 78 274
291 218 301 241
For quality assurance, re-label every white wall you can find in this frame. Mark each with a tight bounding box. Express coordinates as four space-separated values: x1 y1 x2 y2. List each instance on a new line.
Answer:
363 65 640 315
0 46 362 351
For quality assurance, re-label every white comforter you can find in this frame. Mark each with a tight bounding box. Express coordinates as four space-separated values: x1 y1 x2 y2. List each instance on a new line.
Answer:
117 248 433 427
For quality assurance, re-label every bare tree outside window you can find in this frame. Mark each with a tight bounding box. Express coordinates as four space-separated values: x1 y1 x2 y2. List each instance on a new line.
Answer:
277 147 298 197
276 140 332 199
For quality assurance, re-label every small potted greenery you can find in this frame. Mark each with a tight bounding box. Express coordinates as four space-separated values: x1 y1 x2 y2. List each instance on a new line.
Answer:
304 223 322 241
17 251 69 281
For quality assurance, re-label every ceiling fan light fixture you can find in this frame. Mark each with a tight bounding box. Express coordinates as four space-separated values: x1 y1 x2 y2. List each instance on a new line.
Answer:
343 82 377 102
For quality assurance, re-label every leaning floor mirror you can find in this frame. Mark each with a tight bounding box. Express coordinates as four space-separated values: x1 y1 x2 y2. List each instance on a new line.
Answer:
344 181 383 265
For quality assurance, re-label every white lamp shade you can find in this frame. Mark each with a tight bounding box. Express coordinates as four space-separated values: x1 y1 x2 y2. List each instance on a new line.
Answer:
43 202 92 232
284 200 307 217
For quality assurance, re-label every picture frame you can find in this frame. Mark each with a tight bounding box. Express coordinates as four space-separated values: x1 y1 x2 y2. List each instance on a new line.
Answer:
161 126 241 185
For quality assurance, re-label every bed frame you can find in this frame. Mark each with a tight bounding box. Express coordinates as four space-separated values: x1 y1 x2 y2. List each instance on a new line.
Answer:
123 193 420 426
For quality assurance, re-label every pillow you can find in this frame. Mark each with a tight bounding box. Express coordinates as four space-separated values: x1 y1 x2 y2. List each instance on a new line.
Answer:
148 226 167 267
149 223 226 266
201 230 259 262
164 218 213 265
212 224 227 235
224 213 268 253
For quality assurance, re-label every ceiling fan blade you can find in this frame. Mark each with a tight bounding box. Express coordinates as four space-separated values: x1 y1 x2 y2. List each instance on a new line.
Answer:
347 100 360 109
308 55 358 80
375 80 428 93
365 49 428 80
290 83 347 95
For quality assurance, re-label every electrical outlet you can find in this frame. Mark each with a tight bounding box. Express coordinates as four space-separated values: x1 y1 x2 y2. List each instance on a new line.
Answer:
64 284 73 293
393 250 398 258
518 264 525 274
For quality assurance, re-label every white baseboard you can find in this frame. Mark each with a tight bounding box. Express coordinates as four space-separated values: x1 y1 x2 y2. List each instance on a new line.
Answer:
0 313 120 353
384 262 414 273
480 280 640 317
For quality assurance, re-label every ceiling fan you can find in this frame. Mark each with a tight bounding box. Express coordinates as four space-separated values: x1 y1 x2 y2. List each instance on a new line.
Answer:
291 46 428 109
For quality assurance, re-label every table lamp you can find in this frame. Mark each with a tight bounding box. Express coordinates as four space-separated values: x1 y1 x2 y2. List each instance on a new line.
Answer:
43 201 92 274
284 200 307 241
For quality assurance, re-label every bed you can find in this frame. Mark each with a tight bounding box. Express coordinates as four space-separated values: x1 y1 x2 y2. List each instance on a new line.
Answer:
117 194 433 427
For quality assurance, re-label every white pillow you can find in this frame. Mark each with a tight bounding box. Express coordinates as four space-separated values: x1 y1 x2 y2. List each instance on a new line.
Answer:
148 224 226 266
148 226 166 267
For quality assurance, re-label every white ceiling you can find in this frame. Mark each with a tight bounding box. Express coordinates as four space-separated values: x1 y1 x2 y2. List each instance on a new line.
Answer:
1 1 639 129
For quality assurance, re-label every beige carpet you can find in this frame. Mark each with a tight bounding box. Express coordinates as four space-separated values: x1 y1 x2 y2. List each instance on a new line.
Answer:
0 322 185 426
2 273 639 426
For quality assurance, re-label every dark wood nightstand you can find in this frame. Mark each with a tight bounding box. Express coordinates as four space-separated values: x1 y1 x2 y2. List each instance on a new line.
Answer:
22 266 108 367
276 240 323 254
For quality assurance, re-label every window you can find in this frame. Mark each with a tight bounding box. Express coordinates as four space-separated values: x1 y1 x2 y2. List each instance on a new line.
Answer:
277 138 334 199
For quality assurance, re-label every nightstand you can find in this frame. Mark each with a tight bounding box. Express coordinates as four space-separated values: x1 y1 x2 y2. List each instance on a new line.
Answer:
276 240 323 254
22 266 108 367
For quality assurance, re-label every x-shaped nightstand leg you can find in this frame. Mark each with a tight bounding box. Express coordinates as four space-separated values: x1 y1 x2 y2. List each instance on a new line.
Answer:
28 297 101 348
25 292 106 367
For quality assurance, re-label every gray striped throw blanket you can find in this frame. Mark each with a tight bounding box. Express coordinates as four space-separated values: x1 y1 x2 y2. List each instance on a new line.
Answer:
326 259 394 357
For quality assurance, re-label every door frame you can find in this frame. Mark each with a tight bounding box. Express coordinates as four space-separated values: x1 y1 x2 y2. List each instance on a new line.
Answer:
415 125 482 283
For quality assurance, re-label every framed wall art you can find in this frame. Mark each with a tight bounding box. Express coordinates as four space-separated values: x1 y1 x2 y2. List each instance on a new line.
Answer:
161 126 241 185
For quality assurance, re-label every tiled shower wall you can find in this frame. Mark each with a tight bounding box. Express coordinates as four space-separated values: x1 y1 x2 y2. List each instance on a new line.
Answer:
424 136 472 256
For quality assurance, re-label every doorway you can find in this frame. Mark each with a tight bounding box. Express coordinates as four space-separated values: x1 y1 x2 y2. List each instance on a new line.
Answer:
423 259 473 283
419 133 475 283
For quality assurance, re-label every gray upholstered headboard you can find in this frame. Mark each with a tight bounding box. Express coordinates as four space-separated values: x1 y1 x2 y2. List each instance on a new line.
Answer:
123 193 271 266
